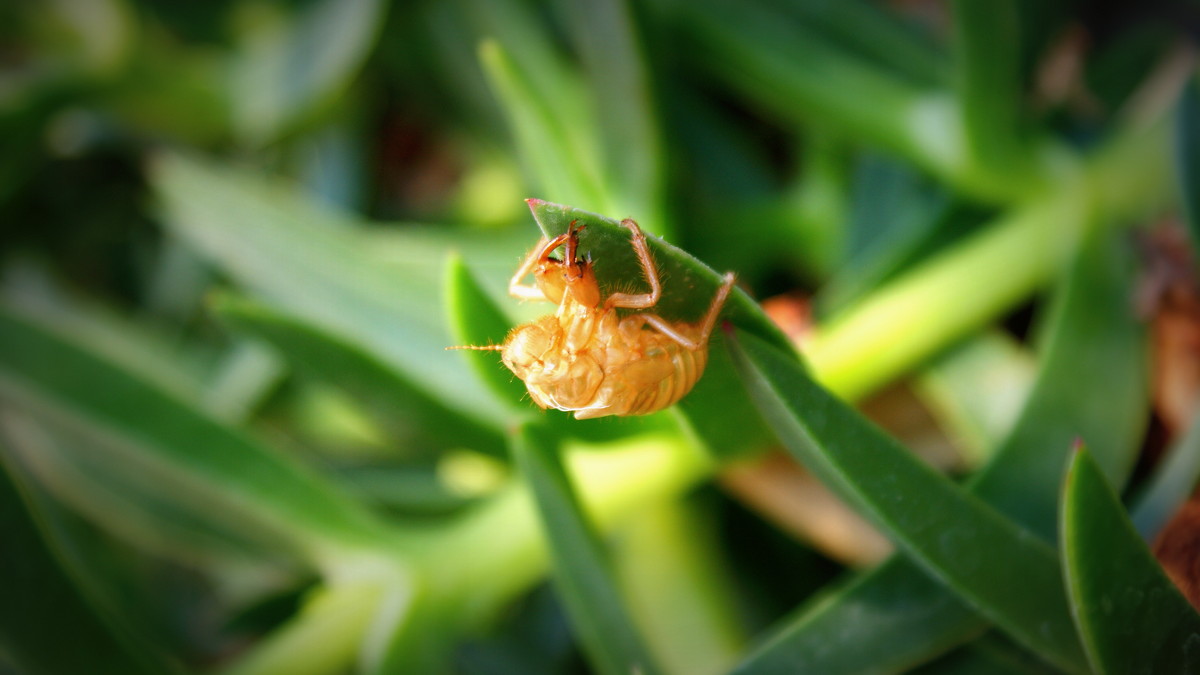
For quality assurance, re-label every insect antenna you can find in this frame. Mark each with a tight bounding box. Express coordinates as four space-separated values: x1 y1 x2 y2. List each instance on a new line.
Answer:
445 344 505 351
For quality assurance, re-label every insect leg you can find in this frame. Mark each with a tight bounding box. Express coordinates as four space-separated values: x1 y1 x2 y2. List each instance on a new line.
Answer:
605 219 662 309
509 233 572 300
625 273 735 350
696 272 736 342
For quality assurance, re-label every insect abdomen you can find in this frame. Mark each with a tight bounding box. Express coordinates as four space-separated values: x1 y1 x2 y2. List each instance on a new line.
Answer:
622 342 708 415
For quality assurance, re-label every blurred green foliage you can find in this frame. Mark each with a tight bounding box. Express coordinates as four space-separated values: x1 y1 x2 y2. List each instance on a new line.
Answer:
2 0 1200 673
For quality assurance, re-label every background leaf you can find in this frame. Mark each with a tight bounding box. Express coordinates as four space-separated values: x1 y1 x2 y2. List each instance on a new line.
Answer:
510 422 663 675
1061 447 1200 673
728 328 1088 673
0 453 166 675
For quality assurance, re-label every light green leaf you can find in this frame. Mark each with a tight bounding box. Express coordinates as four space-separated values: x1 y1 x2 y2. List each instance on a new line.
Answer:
510 422 663 675
151 152 512 442
1062 447 1200 673
554 0 667 233
444 253 530 410
479 40 609 216
229 0 385 144
212 291 506 457
0 303 393 567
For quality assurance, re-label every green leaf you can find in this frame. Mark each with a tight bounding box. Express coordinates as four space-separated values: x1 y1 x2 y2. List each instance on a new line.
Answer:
212 291 506 458
728 328 1088 673
1061 447 1200 673
554 0 668 234
1175 75 1200 252
613 498 745 675
526 199 789 458
229 0 385 144
478 40 609 216
915 332 1035 466
509 422 663 675
0 454 165 675
733 229 1147 672
151 152 512 441
951 0 1031 183
444 253 530 410
0 303 392 567
767 0 948 87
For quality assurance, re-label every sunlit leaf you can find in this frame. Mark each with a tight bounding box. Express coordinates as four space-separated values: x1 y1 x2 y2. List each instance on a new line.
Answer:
229 0 385 144
510 422 663 675
151 152 513 446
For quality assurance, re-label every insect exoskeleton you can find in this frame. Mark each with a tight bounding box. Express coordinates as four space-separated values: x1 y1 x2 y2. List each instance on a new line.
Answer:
451 217 736 419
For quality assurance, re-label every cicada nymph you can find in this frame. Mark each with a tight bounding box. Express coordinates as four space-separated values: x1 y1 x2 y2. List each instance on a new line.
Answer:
452 218 735 419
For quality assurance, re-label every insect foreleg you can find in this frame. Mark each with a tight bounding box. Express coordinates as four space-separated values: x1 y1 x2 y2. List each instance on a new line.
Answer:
605 219 663 309
509 233 573 301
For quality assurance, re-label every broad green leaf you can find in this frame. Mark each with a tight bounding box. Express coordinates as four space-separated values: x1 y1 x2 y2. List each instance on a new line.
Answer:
728 328 1088 673
211 291 506 458
554 0 668 234
914 635 1062 675
527 199 790 458
444 253 530 409
613 498 745 675
680 0 952 191
510 422 663 675
916 332 1035 466
151 152 512 444
952 0 1032 185
229 0 385 144
765 0 948 87
733 230 1147 672
478 40 609 217
817 155 958 312
1132 410 1200 539
0 303 393 567
1175 75 1200 251
1062 447 1200 673
0 453 165 675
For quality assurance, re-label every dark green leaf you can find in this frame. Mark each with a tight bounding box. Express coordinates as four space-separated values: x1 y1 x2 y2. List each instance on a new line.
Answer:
0 455 165 675
510 422 663 675
1062 447 1200 673
728 328 1088 673
733 229 1147 672
1175 75 1200 252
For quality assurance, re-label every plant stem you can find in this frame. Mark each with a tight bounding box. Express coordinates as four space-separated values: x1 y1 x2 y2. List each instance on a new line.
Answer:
807 120 1170 401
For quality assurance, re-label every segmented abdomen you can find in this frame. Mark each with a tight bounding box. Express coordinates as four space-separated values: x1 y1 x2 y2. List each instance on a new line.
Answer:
620 340 708 415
